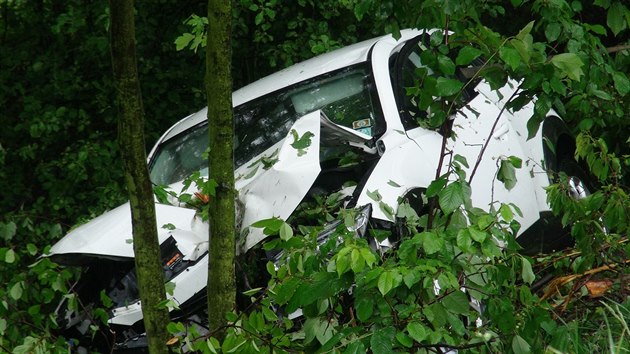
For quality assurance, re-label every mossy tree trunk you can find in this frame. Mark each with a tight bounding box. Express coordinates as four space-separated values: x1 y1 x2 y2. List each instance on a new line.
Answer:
206 0 236 338
109 1 170 352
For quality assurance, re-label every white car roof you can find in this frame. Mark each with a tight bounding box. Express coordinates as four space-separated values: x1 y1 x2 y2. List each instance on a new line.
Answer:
155 29 424 144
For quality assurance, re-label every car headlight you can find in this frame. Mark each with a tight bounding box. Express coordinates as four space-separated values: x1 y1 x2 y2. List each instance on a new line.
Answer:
271 204 372 266
315 204 372 244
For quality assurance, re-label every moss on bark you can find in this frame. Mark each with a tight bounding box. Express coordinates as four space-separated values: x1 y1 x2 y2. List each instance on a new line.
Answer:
110 1 171 352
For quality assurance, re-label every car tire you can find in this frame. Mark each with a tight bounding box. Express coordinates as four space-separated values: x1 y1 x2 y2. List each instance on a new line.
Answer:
543 158 594 252
518 158 594 254
393 188 427 239
557 159 593 200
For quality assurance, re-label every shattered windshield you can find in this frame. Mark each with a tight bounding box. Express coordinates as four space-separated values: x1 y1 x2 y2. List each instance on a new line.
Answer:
149 64 382 186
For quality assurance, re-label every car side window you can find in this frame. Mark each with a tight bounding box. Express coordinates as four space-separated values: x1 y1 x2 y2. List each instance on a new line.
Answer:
290 68 379 137
392 34 480 131
149 123 209 186
149 65 383 185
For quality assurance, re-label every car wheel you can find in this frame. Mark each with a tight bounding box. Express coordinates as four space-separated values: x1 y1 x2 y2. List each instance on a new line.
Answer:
541 158 594 252
517 158 594 254
558 159 592 200
393 188 427 238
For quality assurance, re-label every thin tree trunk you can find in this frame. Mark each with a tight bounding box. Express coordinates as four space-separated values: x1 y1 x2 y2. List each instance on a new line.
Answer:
206 0 236 338
109 1 170 352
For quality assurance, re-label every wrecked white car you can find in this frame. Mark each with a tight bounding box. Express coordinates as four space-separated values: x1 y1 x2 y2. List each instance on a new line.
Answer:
49 29 582 350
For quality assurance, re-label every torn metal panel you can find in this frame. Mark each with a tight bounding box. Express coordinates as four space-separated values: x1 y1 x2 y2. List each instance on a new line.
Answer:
49 203 202 260
236 110 322 251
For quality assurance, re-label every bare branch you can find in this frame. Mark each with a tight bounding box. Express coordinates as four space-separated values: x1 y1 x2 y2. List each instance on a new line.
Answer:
607 44 630 54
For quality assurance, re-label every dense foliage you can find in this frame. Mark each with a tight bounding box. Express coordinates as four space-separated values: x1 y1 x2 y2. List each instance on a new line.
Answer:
1 0 628 352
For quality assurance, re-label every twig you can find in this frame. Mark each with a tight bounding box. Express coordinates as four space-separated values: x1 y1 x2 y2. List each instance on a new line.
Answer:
468 86 522 185
607 44 630 54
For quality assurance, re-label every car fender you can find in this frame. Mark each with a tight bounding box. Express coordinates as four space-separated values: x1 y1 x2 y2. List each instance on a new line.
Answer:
48 202 203 262
354 128 442 221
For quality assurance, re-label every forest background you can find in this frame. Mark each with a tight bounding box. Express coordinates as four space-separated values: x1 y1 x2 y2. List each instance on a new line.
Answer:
0 0 629 352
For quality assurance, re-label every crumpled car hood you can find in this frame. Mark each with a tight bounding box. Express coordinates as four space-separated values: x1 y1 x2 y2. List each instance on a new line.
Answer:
48 202 199 259
49 111 324 260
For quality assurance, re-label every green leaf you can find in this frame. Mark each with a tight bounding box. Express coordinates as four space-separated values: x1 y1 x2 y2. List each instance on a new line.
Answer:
290 129 315 156
549 76 567 95
350 248 364 273
397 202 418 219
208 337 221 354
430 31 444 46
174 33 194 51
545 22 562 42
360 247 377 268
435 77 464 96
403 268 422 288
100 289 114 308
482 65 508 90
279 222 293 241
612 72 630 96
595 0 610 8
353 0 370 20
589 84 614 100
275 277 301 304
378 270 401 295
303 317 336 345
438 55 456 75
509 155 523 168
527 95 551 139
512 334 531 354
344 340 366 354
0 221 16 241
550 53 584 81
379 201 395 221
455 46 483 66
521 257 535 284
167 321 185 334
500 204 514 222
5 249 15 263
456 229 472 251
607 2 628 36
497 159 518 191
454 154 469 168
251 217 283 235
586 23 607 35
26 243 37 256
0 318 6 336
469 227 487 242
355 295 374 322
510 38 531 64
438 182 468 213
366 189 382 202
426 177 447 197
396 332 413 348
254 11 264 25
422 231 445 254
162 223 176 230
336 248 351 276
370 326 395 354
516 21 535 40
407 321 428 343
499 46 520 71
10 282 23 300
443 290 470 314
387 180 401 187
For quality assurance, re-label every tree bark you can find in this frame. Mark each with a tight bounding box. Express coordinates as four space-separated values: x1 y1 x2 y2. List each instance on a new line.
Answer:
109 1 170 352
206 0 236 338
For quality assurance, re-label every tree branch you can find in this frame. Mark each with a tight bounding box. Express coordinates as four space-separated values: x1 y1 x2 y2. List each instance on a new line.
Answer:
607 44 630 54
